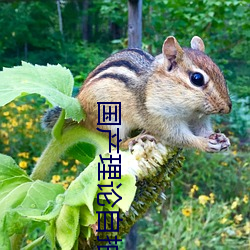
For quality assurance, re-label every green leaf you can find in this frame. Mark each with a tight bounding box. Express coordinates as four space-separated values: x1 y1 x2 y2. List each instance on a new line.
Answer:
79 202 103 227
0 176 31 201
63 156 100 213
20 181 64 213
0 62 85 122
0 154 30 181
66 142 96 165
56 205 80 250
99 174 136 212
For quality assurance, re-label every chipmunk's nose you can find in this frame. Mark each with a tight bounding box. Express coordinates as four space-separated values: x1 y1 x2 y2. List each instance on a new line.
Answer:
219 101 232 114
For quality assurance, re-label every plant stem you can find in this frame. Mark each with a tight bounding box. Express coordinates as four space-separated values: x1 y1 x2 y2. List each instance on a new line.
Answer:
30 126 108 181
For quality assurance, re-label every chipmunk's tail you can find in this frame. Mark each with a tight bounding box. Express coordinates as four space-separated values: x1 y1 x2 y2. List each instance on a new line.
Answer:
41 106 62 130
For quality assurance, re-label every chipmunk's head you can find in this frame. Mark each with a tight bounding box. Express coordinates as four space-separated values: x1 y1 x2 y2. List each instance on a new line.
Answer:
155 36 232 115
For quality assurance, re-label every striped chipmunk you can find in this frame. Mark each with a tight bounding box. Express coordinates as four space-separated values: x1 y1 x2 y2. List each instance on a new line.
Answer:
43 36 232 153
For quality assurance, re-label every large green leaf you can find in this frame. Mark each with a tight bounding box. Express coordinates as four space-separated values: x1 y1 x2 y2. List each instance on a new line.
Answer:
56 205 80 250
0 62 85 122
0 154 65 248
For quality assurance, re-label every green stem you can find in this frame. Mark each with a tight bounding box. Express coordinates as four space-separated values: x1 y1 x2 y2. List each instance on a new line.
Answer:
30 126 108 181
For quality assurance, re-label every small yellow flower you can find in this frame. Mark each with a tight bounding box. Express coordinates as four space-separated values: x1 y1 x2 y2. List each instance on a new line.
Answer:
194 238 201 247
0 130 8 138
18 152 30 159
198 195 210 206
235 229 243 237
51 175 61 183
3 111 9 116
244 221 250 234
220 217 228 224
66 176 75 182
231 198 240 209
234 214 243 224
232 150 237 156
26 121 33 129
221 232 227 238
209 193 215 204
9 103 16 108
189 184 199 197
19 161 28 169
70 165 77 172
32 157 39 162
62 160 69 166
182 207 192 217
221 162 228 167
63 182 69 189
11 120 18 127
75 159 81 165
243 195 248 204
179 247 186 250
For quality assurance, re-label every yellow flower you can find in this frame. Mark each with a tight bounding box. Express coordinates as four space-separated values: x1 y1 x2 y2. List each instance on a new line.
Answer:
3 111 9 116
182 207 192 217
231 198 240 209
11 119 18 127
189 184 199 197
0 130 8 138
236 229 243 237
232 150 237 156
243 195 248 204
66 176 75 182
209 193 215 204
198 195 210 206
70 165 77 172
32 157 39 162
18 152 30 159
51 175 61 183
234 214 243 224
221 162 228 167
19 161 28 169
220 217 228 224
62 160 69 166
179 247 186 250
221 232 227 238
75 159 81 165
9 102 16 108
194 238 201 247
244 221 250 234
26 121 33 129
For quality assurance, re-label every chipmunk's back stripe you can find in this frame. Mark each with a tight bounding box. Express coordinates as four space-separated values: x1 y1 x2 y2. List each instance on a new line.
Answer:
91 60 140 79
96 73 130 85
122 48 154 62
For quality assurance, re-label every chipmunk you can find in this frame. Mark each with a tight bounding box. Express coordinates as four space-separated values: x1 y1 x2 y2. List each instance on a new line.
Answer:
44 36 232 153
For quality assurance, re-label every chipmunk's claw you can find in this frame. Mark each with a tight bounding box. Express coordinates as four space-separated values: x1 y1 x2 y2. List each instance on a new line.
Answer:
207 133 230 152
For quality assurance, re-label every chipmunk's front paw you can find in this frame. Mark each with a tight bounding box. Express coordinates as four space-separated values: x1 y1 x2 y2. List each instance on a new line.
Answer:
206 133 230 152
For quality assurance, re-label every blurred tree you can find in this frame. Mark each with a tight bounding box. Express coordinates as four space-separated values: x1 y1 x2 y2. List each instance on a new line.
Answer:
128 0 142 48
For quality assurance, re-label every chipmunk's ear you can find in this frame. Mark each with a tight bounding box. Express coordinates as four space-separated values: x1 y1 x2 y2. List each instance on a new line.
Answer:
191 36 205 52
162 36 184 63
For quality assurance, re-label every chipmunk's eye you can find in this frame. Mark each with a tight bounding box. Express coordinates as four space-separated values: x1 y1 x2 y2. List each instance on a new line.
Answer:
190 72 204 87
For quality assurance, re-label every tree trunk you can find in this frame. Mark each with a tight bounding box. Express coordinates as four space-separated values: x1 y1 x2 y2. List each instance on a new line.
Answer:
82 0 89 41
128 0 142 48
56 0 63 36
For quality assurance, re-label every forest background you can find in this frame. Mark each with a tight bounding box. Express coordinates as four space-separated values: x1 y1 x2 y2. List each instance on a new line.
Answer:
0 0 249 249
